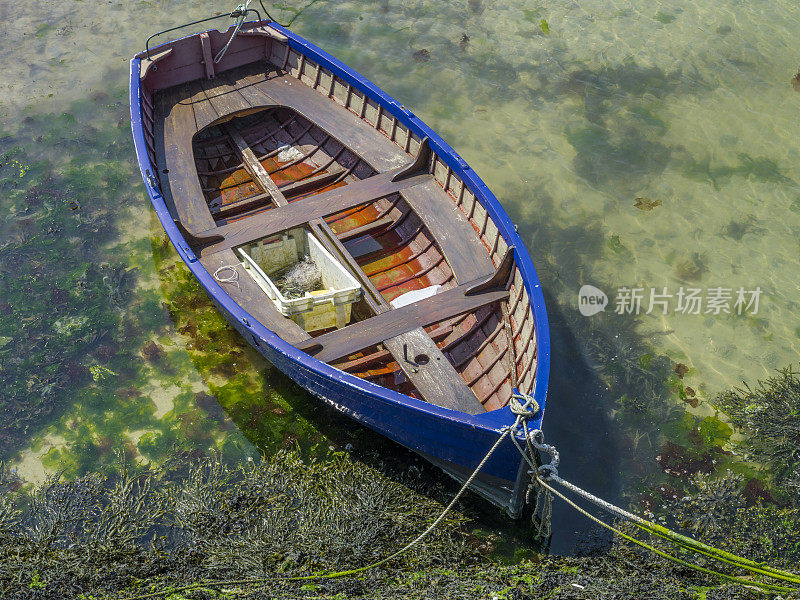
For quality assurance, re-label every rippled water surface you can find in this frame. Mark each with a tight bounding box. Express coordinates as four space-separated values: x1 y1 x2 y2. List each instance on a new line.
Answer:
1 0 798 553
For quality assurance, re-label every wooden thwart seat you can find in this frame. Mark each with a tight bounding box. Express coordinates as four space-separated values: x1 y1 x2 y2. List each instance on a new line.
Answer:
383 328 485 414
400 179 495 283
193 168 433 257
296 279 510 363
155 86 217 232
187 65 408 172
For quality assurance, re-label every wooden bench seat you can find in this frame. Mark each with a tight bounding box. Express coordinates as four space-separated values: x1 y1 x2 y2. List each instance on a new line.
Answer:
400 178 495 284
193 168 433 257
185 64 409 172
296 278 510 363
383 327 485 414
155 85 217 232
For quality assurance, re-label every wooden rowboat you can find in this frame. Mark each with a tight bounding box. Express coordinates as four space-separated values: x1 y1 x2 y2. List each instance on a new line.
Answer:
129 16 550 517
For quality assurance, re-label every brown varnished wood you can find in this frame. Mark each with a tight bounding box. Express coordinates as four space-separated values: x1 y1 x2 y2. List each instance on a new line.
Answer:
224 123 289 207
208 168 347 221
383 327 485 414
296 279 509 363
337 215 394 242
309 219 388 314
219 67 408 172
194 169 433 256
280 167 346 197
400 179 495 284
200 249 310 344
156 84 216 233
210 191 273 220
465 246 516 295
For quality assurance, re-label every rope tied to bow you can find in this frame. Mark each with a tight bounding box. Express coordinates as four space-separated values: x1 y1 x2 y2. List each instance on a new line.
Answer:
507 420 800 594
214 0 254 64
507 392 553 537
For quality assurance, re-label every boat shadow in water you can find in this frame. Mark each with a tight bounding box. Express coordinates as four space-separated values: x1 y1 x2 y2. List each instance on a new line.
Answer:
539 289 623 555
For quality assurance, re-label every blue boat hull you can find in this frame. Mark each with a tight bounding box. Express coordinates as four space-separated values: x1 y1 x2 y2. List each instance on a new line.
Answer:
129 20 550 517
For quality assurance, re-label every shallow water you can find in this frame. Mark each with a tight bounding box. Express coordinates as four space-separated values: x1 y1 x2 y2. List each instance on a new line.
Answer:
1 0 799 555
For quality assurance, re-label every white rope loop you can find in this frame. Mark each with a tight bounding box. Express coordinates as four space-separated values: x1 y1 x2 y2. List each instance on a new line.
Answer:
213 264 241 290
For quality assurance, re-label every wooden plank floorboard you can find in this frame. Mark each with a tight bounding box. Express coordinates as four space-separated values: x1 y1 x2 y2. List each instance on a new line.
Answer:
186 79 220 133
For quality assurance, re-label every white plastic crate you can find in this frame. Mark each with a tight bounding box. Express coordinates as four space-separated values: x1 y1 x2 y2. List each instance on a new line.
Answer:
237 227 362 332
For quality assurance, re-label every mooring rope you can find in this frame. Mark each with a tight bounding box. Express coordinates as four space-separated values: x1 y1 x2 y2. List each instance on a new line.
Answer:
214 0 253 64
121 390 799 600
511 418 800 593
122 401 534 600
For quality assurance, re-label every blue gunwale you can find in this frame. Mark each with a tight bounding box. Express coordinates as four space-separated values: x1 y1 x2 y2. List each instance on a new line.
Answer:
129 22 550 487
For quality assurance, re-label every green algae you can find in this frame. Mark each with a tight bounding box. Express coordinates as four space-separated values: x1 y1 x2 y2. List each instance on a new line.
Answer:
3 447 799 600
0 91 258 481
151 228 333 461
715 366 800 505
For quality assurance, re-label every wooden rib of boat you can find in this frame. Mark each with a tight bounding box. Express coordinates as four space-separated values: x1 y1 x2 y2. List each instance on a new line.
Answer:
129 18 550 517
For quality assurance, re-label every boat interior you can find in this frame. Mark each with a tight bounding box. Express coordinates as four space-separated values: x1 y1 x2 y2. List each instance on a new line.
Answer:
138 28 538 415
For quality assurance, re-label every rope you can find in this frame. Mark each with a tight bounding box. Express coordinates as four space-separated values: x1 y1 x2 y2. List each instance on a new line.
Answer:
555 474 800 585
510 422 800 592
536 476 799 594
122 411 525 600
214 0 253 64
213 264 241 290
119 386 800 597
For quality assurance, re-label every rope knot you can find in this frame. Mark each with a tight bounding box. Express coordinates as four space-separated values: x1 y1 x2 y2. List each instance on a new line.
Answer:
230 3 248 17
536 463 558 480
509 392 539 419
527 428 560 475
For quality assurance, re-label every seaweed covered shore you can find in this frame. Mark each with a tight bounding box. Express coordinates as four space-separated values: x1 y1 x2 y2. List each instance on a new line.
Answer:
2 367 800 600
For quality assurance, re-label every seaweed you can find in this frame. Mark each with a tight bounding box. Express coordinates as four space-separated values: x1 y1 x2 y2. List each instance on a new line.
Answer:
672 471 744 535
412 49 430 63
539 19 550 35
634 197 662 211
0 450 468 599
4 449 800 600
715 366 800 505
